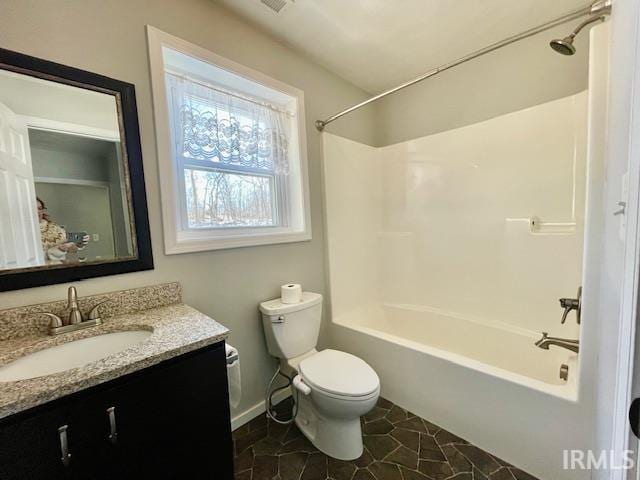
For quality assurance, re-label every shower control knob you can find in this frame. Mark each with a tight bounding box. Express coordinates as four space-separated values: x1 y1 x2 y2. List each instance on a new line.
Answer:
559 287 582 324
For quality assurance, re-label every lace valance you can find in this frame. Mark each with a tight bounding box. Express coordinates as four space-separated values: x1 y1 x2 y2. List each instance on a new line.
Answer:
168 74 291 175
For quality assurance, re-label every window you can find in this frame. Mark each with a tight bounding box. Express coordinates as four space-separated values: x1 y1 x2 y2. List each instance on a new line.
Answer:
147 27 311 253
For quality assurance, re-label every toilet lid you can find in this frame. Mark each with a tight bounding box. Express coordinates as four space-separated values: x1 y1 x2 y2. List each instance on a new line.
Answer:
299 349 379 398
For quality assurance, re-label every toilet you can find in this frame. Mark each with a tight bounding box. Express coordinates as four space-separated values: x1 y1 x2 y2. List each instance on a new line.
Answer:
260 292 380 460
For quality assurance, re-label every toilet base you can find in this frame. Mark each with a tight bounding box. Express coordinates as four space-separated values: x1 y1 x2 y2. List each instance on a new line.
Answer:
294 393 365 461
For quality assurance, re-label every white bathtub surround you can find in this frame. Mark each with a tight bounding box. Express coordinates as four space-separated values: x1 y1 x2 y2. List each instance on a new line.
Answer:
324 92 587 340
322 26 608 476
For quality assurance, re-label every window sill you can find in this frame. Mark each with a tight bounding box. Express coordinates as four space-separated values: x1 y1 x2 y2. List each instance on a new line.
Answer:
165 230 312 254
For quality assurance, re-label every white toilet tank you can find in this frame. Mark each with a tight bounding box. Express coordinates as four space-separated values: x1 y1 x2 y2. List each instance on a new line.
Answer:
259 292 323 359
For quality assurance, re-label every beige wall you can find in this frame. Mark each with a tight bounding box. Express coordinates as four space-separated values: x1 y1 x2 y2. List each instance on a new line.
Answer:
0 0 376 418
374 22 589 146
35 182 116 260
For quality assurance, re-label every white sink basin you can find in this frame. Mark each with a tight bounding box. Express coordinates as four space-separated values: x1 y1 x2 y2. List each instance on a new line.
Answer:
0 330 152 382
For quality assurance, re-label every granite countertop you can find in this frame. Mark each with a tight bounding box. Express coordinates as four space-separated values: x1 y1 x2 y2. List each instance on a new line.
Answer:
0 302 229 419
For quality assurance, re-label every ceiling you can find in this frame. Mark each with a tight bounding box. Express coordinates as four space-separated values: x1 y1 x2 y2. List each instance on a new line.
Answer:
214 0 589 93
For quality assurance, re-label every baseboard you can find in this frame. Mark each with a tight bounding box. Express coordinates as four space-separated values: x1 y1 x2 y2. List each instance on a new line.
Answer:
230 389 292 431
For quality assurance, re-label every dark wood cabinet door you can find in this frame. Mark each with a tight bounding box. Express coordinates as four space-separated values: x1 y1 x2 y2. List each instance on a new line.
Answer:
0 402 72 480
110 341 234 480
65 390 130 480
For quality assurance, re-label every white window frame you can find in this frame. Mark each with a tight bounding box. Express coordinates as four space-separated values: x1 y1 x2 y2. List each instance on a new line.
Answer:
146 26 312 254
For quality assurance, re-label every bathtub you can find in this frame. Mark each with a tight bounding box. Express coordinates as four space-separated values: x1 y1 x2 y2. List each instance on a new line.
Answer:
329 303 591 480
334 303 578 400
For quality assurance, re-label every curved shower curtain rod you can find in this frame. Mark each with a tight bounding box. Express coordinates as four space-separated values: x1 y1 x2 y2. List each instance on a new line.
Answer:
315 0 612 131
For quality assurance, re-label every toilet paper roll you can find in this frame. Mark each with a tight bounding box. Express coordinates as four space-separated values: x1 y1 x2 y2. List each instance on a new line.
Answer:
225 343 241 409
281 283 303 304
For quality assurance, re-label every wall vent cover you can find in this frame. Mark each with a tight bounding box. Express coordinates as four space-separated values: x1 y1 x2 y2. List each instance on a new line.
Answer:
261 0 289 13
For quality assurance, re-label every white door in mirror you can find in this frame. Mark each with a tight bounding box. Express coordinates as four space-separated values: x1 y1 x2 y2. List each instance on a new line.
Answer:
0 101 43 269
0 330 152 382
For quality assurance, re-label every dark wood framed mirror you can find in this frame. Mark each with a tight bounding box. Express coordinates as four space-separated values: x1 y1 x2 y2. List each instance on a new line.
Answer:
0 47 153 291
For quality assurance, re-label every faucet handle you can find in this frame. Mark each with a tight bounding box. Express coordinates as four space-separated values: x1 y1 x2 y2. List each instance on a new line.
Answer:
36 312 64 329
87 300 109 320
559 287 582 324
559 300 575 324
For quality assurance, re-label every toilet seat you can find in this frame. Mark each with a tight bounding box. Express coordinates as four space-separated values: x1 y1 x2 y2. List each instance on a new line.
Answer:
299 349 379 400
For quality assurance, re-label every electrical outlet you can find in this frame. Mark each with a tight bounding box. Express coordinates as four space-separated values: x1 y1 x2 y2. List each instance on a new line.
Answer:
92 233 100 242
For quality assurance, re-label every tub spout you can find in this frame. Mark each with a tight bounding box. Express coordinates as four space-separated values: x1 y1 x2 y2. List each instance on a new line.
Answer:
535 332 579 353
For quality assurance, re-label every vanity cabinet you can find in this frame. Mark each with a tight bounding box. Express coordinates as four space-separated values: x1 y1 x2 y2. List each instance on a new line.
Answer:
0 341 234 480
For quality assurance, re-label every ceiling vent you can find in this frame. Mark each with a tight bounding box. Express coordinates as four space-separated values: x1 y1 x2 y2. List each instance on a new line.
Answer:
260 0 290 14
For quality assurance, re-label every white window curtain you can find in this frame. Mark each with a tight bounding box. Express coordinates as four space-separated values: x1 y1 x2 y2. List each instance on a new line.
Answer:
166 73 291 176
165 73 295 230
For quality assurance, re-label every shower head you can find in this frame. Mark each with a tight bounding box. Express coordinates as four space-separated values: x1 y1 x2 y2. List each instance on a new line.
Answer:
549 14 606 56
550 36 577 56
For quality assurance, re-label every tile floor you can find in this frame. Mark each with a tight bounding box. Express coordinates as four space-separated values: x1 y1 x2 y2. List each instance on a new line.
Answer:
233 397 539 480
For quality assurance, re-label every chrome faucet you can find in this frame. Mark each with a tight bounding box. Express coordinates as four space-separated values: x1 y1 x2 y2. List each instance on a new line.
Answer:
37 286 107 336
535 332 579 353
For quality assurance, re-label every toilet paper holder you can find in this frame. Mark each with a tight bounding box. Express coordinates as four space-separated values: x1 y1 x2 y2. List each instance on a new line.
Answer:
226 349 239 366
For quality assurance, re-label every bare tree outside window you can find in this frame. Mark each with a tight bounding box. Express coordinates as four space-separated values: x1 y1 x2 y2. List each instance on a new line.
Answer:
184 168 275 228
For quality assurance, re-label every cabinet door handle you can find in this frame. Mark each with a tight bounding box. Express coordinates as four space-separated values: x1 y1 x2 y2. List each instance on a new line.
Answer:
107 406 118 444
58 425 71 467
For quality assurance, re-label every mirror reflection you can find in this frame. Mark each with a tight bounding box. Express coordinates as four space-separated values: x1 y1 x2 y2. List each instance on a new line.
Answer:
0 68 136 271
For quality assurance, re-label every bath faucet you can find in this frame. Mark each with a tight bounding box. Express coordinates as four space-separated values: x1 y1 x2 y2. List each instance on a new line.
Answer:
535 332 579 354
37 286 106 336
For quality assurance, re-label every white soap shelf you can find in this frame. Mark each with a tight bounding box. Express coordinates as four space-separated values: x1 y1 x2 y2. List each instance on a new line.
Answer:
505 217 577 235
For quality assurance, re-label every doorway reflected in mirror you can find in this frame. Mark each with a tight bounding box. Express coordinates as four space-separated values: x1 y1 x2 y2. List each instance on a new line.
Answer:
0 66 136 272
